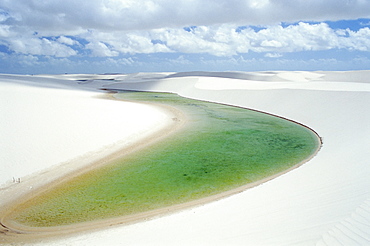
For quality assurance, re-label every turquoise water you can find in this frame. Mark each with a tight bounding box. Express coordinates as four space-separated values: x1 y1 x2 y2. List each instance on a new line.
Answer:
12 92 320 227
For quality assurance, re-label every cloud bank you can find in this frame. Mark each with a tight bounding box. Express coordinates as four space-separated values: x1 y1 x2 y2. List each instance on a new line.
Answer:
2 0 370 32
1 0 370 73
1 21 370 58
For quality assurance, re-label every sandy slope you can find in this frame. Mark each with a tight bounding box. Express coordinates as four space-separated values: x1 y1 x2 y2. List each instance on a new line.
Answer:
0 78 173 207
1 71 370 245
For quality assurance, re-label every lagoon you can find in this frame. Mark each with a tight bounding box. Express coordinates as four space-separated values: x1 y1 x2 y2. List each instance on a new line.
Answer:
10 92 320 227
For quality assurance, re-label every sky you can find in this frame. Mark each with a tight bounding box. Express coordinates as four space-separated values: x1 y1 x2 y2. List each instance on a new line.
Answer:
1 0 370 74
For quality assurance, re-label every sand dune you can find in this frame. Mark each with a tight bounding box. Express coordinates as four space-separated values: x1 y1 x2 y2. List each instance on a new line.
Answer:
1 71 369 245
0 78 173 205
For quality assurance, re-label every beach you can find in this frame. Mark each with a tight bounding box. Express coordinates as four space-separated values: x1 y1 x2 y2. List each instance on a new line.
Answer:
1 71 370 245
0 78 179 220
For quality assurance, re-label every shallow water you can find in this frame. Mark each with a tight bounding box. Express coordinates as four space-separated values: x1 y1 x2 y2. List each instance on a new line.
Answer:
12 92 320 227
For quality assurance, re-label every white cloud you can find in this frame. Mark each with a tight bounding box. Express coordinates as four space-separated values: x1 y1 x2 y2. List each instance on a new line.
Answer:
0 21 78 57
360 20 370 26
265 53 283 58
18 54 39 66
146 23 370 55
0 53 140 74
83 30 172 56
1 0 370 64
152 27 235 56
1 0 370 34
86 41 119 57
166 55 192 65
261 40 283 48
242 22 340 52
2 21 370 58
344 27 370 51
7 37 77 57
0 9 10 22
57 36 78 46
97 57 139 69
248 0 270 9
0 24 11 38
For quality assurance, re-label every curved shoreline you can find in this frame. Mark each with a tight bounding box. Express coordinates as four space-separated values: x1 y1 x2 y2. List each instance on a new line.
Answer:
0 92 322 244
0 93 187 244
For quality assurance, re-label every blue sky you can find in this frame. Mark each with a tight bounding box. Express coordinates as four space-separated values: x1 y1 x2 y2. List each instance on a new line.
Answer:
1 0 370 74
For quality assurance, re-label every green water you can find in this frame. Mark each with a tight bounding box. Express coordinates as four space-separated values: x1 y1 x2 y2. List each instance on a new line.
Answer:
12 92 320 227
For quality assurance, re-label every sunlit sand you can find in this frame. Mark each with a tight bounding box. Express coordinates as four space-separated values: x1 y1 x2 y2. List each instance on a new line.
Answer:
1 71 370 245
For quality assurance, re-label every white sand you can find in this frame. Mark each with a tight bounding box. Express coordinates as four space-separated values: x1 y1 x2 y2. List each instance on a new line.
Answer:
1 71 370 245
0 78 172 202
